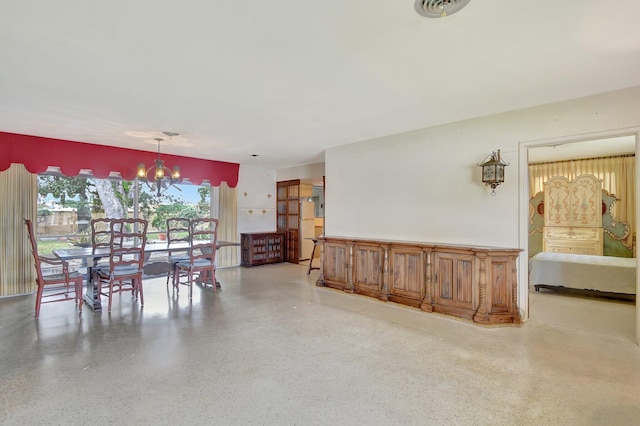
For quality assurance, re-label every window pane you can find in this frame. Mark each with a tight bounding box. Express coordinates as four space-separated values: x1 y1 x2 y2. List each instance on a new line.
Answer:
38 173 211 253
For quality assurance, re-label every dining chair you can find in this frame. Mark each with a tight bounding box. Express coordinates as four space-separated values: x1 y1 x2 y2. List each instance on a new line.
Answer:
96 218 148 312
90 217 115 271
175 218 218 299
24 219 83 319
165 217 192 287
91 218 113 249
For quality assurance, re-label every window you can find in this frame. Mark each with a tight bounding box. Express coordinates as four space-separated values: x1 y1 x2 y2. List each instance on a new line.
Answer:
37 171 210 256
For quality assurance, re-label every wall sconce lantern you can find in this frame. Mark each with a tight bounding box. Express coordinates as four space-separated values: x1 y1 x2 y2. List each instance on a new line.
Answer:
478 149 508 196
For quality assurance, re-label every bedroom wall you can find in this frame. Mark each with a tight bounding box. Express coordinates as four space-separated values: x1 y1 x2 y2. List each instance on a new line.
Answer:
325 85 640 325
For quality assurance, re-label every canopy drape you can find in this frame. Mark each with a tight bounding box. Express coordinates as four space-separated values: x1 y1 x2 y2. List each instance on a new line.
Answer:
0 132 239 187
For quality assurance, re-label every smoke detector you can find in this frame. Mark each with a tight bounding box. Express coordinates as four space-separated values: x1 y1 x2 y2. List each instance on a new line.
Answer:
415 0 471 18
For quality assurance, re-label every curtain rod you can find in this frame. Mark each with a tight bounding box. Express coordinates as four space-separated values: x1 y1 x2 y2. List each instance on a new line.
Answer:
529 153 635 166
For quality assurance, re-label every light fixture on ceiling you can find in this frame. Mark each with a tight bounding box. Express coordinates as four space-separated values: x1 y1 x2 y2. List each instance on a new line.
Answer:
478 149 508 196
414 0 471 18
137 132 183 197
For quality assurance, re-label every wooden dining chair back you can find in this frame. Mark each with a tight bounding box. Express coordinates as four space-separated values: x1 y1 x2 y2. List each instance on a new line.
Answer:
175 218 219 299
90 217 116 271
96 218 148 312
90 218 113 251
165 217 192 286
24 219 83 319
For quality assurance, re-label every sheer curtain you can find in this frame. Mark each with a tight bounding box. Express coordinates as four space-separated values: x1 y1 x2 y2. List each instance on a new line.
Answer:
529 155 635 247
212 182 239 268
0 164 37 296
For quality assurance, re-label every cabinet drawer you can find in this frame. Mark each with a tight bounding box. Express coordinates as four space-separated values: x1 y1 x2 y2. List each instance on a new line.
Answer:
543 226 603 256
543 227 601 241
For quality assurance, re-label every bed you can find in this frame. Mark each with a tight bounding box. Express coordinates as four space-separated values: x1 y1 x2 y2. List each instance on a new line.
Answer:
529 252 637 297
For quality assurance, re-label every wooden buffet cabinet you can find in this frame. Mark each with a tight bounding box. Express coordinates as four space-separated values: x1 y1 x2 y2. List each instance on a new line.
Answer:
317 236 522 325
240 231 285 267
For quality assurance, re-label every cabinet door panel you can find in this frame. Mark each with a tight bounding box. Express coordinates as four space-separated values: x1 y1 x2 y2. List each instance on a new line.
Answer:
277 180 300 263
490 259 510 312
456 257 473 305
434 253 475 310
354 245 382 294
544 178 571 226
571 175 601 227
390 248 424 300
324 242 347 284
286 229 299 262
438 257 453 300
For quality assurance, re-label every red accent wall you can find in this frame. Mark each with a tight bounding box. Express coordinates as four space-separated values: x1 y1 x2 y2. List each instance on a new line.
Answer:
0 132 239 187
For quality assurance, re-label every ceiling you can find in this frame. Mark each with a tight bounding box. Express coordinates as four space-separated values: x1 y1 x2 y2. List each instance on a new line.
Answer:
2 0 640 169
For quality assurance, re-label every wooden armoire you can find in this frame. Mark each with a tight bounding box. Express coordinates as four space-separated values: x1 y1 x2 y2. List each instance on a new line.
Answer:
542 174 603 255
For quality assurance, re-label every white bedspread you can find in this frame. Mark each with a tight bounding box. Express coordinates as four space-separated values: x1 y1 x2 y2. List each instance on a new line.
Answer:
529 252 637 294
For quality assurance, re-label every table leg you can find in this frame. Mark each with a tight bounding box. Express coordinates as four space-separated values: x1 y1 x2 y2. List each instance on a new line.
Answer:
83 265 102 311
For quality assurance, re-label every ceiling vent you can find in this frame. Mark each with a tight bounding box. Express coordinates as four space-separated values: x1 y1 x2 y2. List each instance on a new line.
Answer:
414 0 471 18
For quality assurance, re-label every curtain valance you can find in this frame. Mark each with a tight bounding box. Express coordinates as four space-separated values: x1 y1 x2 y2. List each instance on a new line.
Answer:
0 132 239 187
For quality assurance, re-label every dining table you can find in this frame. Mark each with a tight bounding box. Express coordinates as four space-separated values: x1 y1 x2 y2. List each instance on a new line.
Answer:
54 240 239 311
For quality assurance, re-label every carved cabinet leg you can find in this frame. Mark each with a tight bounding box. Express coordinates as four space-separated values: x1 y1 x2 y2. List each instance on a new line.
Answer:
344 241 354 293
420 248 433 312
510 255 521 323
473 252 489 324
378 245 390 302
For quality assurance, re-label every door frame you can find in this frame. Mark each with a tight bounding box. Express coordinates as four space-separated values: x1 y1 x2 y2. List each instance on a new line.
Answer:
518 126 640 345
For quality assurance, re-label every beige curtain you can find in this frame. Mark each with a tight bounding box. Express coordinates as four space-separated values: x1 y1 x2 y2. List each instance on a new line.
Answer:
214 182 239 268
0 163 37 296
529 155 635 247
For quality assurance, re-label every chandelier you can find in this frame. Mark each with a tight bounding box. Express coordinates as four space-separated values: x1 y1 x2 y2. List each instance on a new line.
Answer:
137 132 182 197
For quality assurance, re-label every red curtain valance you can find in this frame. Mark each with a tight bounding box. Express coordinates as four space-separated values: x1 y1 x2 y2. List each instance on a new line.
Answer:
0 132 239 187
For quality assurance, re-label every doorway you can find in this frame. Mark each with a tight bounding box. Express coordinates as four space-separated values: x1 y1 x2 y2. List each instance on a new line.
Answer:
519 128 640 344
276 178 324 265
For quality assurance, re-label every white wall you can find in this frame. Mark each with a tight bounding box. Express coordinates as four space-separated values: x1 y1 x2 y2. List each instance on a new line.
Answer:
276 162 325 183
236 162 325 235
326 86 640 246
236 165 277 234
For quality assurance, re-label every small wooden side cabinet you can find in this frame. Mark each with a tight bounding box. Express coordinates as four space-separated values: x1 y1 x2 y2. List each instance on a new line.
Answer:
241 231 285 267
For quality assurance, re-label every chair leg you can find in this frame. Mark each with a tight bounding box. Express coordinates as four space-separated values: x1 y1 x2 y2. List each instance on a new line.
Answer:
76 277 84 312
108 280 114 313
35 283 44 319
138 278 144 307
173 266 180 294
172 263 180 293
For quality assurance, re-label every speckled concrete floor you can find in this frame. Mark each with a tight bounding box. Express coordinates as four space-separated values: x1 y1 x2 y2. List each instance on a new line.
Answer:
1 263 639 425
